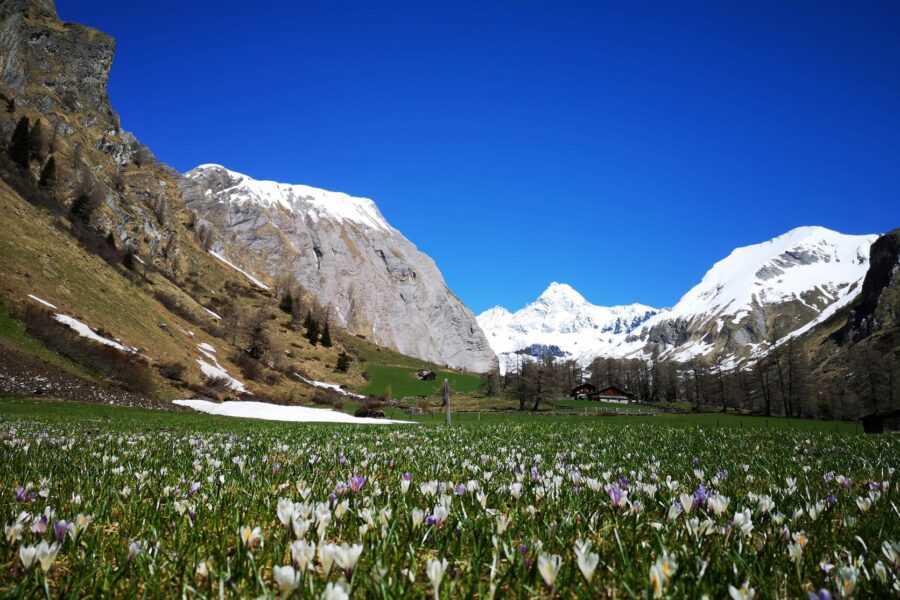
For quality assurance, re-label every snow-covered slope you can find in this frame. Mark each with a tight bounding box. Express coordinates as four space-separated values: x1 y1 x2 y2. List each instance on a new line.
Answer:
479 227 879 368
477 282 661 370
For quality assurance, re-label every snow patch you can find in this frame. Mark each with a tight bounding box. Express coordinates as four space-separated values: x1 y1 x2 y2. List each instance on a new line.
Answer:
27 294 57 310
294 374 365 399
195 343 247 394
173 399 408 424
209 250 271 291
51 314 136 353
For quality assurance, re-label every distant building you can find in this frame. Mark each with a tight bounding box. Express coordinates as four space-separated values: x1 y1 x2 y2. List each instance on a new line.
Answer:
860 408 900 434
416 370 437 381
570 383 597 399
588 385 633 404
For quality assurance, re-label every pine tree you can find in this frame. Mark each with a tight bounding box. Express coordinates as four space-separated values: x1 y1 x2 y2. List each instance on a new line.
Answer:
8 116 30 168
305 312 320 346
320 320 332 347
122 246 136 270
279 292 293 314
38 156 56 188
70 191 96 223
28 119 44 162
336 351 351 373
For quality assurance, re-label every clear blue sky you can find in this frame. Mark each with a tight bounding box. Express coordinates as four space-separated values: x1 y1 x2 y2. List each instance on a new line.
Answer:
57 1 900 314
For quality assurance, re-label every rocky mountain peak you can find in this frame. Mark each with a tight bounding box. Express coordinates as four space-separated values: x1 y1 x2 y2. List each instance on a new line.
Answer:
182 165 498 373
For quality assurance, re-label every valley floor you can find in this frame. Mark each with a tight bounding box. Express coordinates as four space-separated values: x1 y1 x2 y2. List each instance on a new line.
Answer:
0 396 896 599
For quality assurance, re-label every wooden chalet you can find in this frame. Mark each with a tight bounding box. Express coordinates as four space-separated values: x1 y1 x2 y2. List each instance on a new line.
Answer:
587 385 633 404
570 383 597 399
860 408 900 434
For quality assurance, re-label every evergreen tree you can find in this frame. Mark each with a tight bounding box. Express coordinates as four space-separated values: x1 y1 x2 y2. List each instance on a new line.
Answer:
320 320 332 347
38 156 56 188
70 191 97 223
336 351 351 373
305 312 320 346
28 119 44 162
279 292 293 314
122 246 136 270
8 116 30 168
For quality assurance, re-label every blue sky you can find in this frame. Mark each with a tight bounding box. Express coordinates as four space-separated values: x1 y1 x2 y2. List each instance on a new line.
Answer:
58 1 900 314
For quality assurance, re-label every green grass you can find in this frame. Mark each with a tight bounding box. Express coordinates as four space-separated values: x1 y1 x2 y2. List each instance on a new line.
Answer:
0 396 895 599
358 364 484 398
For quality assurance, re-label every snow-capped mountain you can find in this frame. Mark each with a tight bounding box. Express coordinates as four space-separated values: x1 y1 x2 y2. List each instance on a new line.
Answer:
479 227 879 369
477 282 661 370
180 165 497 372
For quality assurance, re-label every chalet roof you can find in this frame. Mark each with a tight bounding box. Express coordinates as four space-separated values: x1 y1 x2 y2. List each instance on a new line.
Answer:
860 408 900 420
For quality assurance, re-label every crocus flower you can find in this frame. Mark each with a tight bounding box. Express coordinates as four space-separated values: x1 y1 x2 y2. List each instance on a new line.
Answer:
36 541 60 571
272 565 300 597
322 581 349 600
349 475 366 494
538 553 562 588
575 540 599 583
53 520 70 543
19 544 38 570
426 558 448 600
239 526 263 549
728 581 756 600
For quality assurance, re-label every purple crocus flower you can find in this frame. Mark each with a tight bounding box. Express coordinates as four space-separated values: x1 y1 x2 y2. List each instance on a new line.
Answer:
520 544 528 556
826 494 837 507
455 484 466 496
188 481 201 498
14 487 26 502
619 476 629 488
692 457 700 466
339 455 347 465
606 483 625 508
402 472 412 482
808 590 833 600
53 520 70 543
349 475 366 494
531 466 540 482
841 478 852 489
716 470 728 481
693 484 708 509
272 462 281 475
329 491 338 502
425 515 437 527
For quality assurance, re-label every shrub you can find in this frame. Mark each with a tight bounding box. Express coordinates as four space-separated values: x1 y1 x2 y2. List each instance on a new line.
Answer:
354 396 386 419
22 305 154 394
157 361 187 382
233 352 263 381
311 390 341 406
336 351 351 373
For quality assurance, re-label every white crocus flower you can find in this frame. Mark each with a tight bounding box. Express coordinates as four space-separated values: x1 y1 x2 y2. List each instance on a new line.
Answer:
574 540 599 583
272 565 300 597
35 541 60 571
537 553 562 588
290 539 316 571
19 544 38 570
426 557 449 600
276 498 295 528
729 581 756 600
321 581 349 600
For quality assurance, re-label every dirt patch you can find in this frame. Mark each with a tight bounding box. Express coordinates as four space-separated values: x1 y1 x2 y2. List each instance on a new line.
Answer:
0 343 178 410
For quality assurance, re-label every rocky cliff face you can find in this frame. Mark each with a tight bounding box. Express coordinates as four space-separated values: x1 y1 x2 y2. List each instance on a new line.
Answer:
0 0 193 273
180 165 497 373
834 228 900 344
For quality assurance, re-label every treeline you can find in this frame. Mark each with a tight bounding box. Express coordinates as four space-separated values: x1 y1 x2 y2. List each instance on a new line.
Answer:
496 338 898 420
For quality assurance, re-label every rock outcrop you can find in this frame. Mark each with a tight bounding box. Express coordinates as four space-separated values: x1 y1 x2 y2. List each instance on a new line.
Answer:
180 165 497 373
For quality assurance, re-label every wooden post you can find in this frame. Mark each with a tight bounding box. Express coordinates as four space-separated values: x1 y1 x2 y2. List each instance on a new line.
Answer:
443 379 451 425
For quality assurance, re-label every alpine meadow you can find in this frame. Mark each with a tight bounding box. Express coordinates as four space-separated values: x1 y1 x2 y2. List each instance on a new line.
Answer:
0 1 898 599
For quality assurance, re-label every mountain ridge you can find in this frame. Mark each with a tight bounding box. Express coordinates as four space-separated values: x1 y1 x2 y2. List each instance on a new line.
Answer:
479 226 878 369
